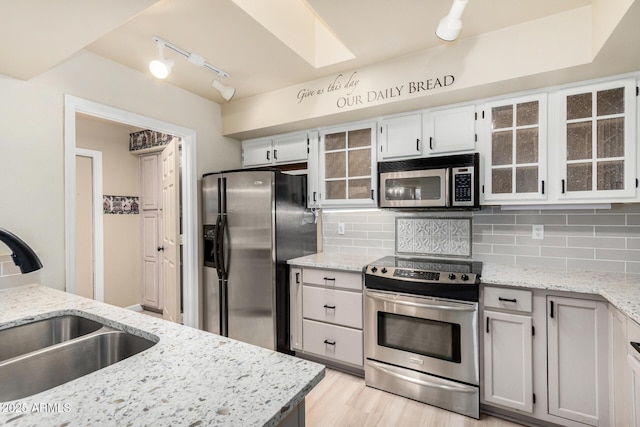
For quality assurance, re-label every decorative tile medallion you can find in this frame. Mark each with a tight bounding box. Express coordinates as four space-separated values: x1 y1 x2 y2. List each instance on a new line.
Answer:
103 195 139 214
396 217 471 257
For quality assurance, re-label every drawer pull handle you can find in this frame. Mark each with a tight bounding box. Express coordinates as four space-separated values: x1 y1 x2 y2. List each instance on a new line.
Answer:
324 277 335 282
498 297 517 303
324 339 336 346
323 304 336 309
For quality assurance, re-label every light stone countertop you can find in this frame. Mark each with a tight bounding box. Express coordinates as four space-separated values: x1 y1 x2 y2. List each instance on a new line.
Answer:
287 252 380 271
288 252 640 325
0 284 325 427
481 262 640 324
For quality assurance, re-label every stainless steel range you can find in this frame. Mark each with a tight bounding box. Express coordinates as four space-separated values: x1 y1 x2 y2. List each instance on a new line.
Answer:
364 256 482 419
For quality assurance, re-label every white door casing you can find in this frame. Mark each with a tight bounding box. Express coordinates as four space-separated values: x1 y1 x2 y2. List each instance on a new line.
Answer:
64 95 199 328
161 139 181 323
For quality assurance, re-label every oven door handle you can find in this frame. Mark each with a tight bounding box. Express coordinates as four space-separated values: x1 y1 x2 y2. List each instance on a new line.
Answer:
367 360 477 394
366 290 477 312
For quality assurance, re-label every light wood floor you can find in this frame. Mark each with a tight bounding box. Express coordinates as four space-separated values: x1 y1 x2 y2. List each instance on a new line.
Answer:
305 368 524 427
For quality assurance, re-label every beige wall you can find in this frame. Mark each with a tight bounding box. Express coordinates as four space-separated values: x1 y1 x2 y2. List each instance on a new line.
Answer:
76 116 141 307
0 49 241 291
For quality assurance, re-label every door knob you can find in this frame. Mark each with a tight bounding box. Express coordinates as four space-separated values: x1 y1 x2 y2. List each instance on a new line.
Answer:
157 246 165 252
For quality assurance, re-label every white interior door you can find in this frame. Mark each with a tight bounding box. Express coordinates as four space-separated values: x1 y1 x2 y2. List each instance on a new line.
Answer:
161 139 181 323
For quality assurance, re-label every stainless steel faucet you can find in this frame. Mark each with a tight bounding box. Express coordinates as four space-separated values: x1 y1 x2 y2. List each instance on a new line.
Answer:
0 228 42 273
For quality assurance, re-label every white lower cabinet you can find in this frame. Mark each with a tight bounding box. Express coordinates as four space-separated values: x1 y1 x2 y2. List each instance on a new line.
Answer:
290 267 303 351
482 287 610 427
609 305 630 427
628 318 640 426
547 296 609 427
483 311 533 412
289 266 363 370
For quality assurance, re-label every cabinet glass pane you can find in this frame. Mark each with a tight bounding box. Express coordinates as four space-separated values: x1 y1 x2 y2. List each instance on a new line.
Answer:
325 132 346 151
492 169 512 194
325 152 346 179
567 163 592 192
348 148 371 177
348 178 371 199
567 93 592 120
566 122 592 161
348 128 371 148
516 166 538 193
516 101 538 126
492 131 512 165
597 88 624 116
492 105 513 129
597 118 624 158
326 180 346 199
516 128 538 164
597 161 624 190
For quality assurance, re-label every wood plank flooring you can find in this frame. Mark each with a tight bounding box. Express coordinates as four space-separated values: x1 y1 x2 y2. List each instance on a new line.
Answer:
305 368 524 427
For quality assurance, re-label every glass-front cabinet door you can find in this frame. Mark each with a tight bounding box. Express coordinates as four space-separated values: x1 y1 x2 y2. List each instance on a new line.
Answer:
558 78 636 200
319 122 377 207
482 94 547 202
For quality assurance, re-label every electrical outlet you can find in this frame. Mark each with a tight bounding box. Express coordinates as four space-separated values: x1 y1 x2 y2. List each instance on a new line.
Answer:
532 224 544 240
337 223 345 235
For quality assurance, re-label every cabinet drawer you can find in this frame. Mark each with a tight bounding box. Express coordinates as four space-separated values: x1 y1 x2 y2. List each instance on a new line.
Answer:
303 268 362 291
302 319 363 367
303 286 362 329
484 286 532 312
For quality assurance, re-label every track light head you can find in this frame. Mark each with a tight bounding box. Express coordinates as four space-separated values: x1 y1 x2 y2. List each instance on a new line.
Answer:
436 0 468 42
149 39 174 79
149 58 173 79
212 78 236 101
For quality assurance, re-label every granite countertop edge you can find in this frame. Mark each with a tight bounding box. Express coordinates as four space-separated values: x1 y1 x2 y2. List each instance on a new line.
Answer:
288 252 640 325
0 284 325 427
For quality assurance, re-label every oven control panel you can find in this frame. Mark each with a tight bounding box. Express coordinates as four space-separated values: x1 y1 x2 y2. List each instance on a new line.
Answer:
365 265 478 284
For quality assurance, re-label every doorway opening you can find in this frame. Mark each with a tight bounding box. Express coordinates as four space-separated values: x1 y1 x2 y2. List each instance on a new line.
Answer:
64 95 199 328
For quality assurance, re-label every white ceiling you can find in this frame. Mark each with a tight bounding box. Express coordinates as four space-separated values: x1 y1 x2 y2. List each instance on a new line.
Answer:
0 0 594 104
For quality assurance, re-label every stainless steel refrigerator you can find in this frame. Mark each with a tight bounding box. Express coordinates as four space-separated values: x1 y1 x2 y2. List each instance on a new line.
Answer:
202 170 317 353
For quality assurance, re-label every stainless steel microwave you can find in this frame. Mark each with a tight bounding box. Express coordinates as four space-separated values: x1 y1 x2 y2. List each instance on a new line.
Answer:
378 153 479 209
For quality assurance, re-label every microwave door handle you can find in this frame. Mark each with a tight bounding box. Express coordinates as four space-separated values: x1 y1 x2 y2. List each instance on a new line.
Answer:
445 168 452 207
366 290 476 312
367 360 477 394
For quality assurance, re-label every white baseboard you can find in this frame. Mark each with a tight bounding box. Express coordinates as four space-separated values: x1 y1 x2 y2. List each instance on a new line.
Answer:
125 304 143 312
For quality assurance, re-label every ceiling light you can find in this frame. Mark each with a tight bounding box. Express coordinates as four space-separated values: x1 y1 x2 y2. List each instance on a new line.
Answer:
211 78 236 101
149 36 234 101
149 39 173 79
436 0 468 42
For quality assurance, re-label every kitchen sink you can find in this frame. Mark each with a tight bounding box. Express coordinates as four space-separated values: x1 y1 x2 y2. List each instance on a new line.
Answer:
0 315 103 362
0 314 157 402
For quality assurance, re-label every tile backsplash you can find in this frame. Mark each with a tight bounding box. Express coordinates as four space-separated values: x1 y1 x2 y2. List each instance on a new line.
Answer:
321 204 640 273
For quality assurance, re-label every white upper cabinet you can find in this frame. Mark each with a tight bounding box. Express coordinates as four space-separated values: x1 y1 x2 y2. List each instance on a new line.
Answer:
378 113 422 160
306 130 321 208
319 122 377 208
423 104 476 155
242 131 308 168
480 94 548 203
556 78 637 201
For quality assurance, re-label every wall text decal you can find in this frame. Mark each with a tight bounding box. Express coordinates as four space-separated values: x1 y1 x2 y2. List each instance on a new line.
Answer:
295 71 455 109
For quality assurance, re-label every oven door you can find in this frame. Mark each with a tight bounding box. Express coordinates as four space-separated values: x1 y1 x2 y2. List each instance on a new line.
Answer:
379 169 449 208
365 289 478 385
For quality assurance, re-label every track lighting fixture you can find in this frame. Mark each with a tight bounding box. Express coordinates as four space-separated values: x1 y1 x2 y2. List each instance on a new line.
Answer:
211 78 236 101
149 39 173 79
436 0 468 42
149 36 235 101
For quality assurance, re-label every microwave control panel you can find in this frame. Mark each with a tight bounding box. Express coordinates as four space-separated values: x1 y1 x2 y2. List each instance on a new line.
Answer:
452 167 474 206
